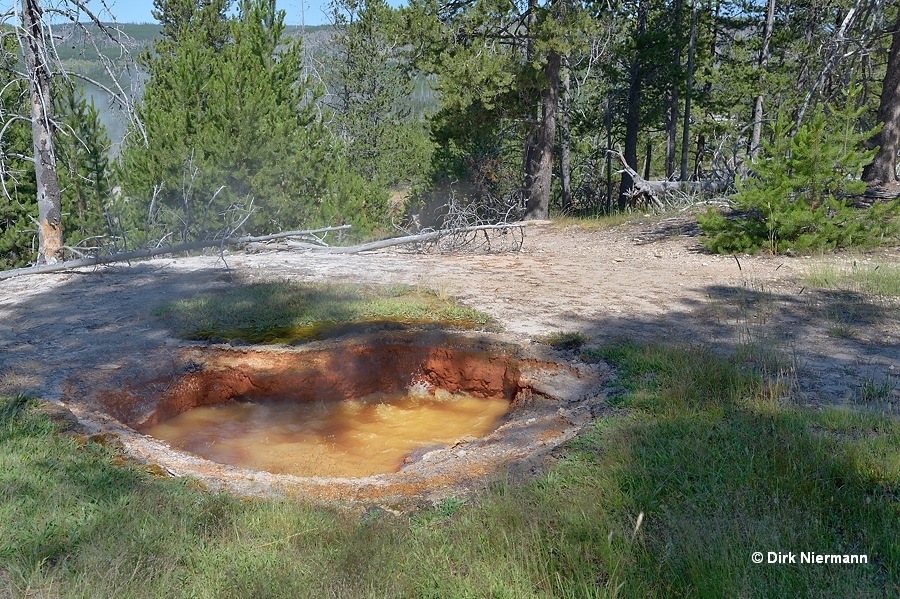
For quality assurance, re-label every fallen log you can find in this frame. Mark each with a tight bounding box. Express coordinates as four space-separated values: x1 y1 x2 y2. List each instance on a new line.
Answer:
0 225 352 280
639 179 729 195
285 223 527 254
862 184 900 201
608 149 728 207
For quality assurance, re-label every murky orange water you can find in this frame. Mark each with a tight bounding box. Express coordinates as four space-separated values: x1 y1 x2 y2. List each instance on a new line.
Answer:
145 389 510 477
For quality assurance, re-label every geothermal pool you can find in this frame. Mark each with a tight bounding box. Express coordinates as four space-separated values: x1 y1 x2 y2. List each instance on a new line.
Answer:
70 331 607 501
145 390 510 477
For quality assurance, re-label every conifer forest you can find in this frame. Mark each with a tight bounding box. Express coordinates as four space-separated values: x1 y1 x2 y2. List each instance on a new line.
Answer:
1 0 899 262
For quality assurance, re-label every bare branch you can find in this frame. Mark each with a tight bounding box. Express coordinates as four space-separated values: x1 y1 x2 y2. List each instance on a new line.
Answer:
287 223 526 254
0 226 355 280
607 149 727 209
794 0 864 129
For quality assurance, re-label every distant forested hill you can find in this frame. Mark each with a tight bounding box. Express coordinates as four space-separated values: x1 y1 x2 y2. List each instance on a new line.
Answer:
54 22 332 84
54 23 334 149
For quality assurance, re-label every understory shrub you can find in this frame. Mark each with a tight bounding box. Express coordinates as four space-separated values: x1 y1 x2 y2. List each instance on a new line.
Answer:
699 100 900 254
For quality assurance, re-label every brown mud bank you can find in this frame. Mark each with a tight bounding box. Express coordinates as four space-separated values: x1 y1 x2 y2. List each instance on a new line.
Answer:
61 330 610 506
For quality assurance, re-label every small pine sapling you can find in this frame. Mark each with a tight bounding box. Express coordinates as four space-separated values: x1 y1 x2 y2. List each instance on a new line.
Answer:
699 86 899 254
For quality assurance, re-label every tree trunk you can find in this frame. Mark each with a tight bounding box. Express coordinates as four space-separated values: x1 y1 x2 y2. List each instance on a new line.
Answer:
693 133 706 180
750 0 776 162
862 10 900 188
665 0 684 179
22 0 63 264
524 50 560 220
665 88 679 179
619 0 649 209
605 98 613 214
643 140 652 180
679 0 697 182
559 59 572 213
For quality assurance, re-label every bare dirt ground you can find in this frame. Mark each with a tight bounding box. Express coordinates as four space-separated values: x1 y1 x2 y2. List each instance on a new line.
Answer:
1 214 898 455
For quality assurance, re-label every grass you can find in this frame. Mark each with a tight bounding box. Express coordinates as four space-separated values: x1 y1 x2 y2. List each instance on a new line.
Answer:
804 261 900 297
855 371 899 411
154 281 497 344
2 341 898 596
801 261 897 339
551 213 642 231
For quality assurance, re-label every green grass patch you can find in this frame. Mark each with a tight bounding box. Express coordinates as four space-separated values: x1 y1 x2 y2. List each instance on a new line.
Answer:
854 373 899 411
804 261 900 297
3 342 898 597
578 343 899 596
552 213 641 231
154 281 497 344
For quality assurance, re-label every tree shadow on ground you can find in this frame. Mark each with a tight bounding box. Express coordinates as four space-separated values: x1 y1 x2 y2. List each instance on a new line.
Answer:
535 275 900 412
533 391 900 597
630 214 704 245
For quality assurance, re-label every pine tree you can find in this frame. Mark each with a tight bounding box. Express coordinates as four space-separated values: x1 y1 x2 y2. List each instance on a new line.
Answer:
699 93 898 254
325 0 432 188
55 85 111 244
0 35 38 269
115 0 388 243
404 0 592 219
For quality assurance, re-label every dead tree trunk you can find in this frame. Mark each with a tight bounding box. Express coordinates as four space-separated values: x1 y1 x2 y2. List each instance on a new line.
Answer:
679 0 697 181
619 0 649 208
794 0 864 131
862 10 900 189
0 226 353 280
609 149 725 208
605 98 613 213
749 0 776 162
21 0 63 264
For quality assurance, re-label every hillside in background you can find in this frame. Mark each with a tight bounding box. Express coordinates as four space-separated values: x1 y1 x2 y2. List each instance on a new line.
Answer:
54 22 333 79
53 23 336 151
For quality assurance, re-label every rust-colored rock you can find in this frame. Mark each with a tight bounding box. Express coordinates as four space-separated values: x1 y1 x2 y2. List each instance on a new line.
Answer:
99 340 521 431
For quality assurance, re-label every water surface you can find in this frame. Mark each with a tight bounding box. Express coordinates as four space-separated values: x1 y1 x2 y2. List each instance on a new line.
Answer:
146 389 510 477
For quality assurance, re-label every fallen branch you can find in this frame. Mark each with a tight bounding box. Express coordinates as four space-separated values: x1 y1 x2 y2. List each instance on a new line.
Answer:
609 150 664 210
0 225 352 280
285 223 526 254
608 150 728 207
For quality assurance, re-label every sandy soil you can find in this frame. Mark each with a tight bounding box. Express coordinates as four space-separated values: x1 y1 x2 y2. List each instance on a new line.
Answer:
0 215 898 494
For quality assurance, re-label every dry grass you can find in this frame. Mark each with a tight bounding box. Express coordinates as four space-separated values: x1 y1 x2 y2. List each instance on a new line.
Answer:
804 260 900 297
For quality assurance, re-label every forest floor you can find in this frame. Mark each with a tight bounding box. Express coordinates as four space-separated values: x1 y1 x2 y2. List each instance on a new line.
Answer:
2 212 898 413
